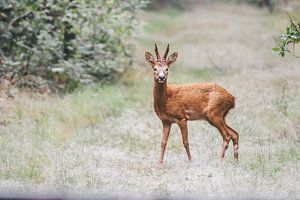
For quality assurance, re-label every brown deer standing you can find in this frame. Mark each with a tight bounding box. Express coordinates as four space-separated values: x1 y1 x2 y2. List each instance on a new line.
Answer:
145 44 239 164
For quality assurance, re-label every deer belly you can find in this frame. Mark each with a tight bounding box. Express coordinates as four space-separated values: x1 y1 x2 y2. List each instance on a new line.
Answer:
184 109 205 120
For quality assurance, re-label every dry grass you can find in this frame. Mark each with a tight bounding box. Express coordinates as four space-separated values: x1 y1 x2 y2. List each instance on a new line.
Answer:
0 3 300 199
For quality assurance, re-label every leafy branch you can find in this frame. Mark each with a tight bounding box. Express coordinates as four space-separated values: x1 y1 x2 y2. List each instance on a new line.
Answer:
273 13 300 58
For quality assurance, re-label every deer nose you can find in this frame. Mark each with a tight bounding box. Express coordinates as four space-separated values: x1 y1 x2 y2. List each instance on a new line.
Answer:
158 74 165 81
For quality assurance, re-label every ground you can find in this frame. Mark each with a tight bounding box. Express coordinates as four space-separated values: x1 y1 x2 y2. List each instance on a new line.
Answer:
0 3 300 199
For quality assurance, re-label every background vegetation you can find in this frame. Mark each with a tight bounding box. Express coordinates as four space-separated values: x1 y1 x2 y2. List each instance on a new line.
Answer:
0 0 145 91
273 14 300 57
0 0 300 199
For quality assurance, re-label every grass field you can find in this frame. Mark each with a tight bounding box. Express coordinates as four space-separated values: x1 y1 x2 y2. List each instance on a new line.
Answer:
0 3 300 199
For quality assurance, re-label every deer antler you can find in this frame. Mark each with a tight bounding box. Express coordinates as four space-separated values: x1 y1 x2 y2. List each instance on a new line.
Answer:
155 43 161 60
163 44 169 61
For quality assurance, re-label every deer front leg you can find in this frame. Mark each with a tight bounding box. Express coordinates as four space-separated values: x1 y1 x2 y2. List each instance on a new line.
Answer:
159 122 171 164
178 119 192 161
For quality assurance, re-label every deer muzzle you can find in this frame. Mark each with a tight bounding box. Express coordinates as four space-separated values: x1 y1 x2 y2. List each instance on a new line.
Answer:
158 73 166 83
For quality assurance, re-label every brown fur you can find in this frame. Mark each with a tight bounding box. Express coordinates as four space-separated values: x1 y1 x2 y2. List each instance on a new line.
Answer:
146 44 239 164
154 83 235 122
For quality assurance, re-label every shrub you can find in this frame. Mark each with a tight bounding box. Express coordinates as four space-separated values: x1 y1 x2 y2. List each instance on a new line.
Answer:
0 0 146 91
273 14 300 58
146 0 197 10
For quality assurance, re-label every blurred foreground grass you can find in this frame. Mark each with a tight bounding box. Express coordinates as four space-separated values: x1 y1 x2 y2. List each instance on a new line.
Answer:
0 3 300 199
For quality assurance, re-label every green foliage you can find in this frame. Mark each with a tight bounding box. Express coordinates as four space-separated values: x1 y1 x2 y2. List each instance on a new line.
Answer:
217 0 275 11
146 0 197 10
273 14 300 58
0 0 145 90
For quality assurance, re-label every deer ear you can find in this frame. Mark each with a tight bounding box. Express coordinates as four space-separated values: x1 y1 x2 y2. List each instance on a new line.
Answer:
145 52 155 65
167 52 178 65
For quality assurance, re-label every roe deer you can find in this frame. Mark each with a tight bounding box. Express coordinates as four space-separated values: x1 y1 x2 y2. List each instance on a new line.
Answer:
145 44 239 164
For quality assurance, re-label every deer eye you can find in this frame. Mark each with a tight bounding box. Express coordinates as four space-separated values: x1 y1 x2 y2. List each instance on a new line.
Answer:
166 68 168 71
154 68 157 72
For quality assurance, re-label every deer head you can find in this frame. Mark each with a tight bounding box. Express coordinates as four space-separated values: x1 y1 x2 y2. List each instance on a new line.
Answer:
145 44 178 84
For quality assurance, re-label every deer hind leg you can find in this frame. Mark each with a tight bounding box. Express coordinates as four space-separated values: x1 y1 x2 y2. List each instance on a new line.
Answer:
159 122 171 164
178 119 192 161
207 112 231 159
225 123 239 161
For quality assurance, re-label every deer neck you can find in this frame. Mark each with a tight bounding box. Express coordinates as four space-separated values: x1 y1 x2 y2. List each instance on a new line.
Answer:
153 80 168 109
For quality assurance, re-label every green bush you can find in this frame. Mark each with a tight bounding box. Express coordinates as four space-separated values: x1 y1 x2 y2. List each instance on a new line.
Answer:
215 0 275 11
146 0 197 10
0 0 145 91
273 14 300 58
